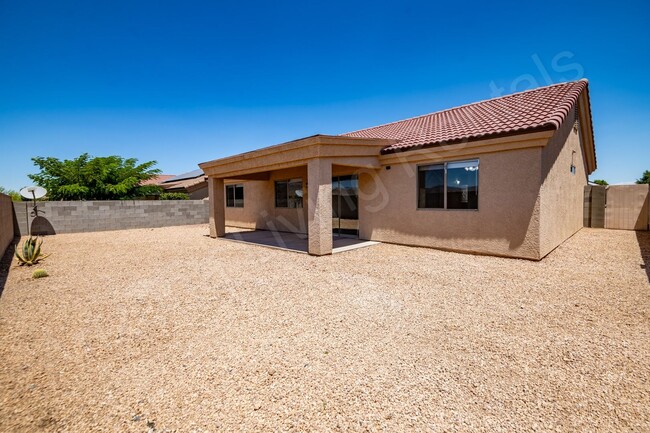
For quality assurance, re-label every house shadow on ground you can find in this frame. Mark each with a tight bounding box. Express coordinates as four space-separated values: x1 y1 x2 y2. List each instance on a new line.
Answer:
637 230 650 284
0 238 17 298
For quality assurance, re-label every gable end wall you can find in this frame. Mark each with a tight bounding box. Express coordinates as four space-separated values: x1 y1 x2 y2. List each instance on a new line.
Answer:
539 107 589 257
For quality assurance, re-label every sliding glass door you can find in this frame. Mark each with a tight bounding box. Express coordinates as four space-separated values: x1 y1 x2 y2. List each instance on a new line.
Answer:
332 175 359 237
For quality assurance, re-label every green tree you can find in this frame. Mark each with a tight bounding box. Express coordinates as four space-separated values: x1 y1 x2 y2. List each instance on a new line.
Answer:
636 170 650 185
592 179 608 186
28 153 162 200
0 186 22 201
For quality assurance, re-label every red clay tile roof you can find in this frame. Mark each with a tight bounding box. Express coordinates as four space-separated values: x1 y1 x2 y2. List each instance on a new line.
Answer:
341 80 591 154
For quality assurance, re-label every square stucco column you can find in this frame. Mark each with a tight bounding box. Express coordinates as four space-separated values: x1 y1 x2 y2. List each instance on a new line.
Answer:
307 158 333 255
208 177 226 238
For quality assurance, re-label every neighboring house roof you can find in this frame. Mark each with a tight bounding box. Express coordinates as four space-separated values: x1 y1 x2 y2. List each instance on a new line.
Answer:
161 169 207 193
162 175 207 193
342 80 592 155
163 169 204 184
141 174 176 186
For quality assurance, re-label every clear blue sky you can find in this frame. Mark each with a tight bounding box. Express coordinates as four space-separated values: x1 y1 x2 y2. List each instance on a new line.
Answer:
1 0 649 190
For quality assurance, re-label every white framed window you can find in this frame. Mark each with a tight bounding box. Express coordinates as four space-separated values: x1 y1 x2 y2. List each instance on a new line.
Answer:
418 159 479 210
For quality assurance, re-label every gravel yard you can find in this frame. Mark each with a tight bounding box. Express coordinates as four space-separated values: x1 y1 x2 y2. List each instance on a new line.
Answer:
0 225 648 432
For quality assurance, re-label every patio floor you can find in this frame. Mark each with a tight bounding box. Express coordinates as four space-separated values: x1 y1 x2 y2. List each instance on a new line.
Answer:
223 229 379 253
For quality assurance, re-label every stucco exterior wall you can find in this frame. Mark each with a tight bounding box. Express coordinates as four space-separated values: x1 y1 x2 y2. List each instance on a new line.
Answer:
217 120 592 260
539 110 588 257
358 147 543 259
223 180 268 229
224 166 309 234
188 185 208 200
0 193 15 258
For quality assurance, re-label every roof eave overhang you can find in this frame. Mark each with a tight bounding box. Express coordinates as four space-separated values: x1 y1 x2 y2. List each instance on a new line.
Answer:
199 135 397 178
378 130 556 165
379 124 558 156
577 87 597 174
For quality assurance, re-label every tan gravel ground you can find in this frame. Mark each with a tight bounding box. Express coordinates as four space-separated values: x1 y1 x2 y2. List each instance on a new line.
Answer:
0 225 648 432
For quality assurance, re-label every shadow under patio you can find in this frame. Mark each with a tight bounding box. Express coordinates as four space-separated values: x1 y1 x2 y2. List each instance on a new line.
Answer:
223 229 379 254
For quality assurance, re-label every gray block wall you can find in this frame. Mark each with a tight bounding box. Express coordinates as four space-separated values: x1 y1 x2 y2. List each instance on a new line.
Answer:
584 185 606 228
13 200 209 236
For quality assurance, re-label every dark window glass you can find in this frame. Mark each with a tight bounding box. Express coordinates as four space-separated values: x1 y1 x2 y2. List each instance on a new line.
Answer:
275 181 288 207
226 184 244 208
276 179 303 208
234 185 244 207
332 177 340 218
337 175 358 219
446 161 479 209
287 179 303 208
226 185 235 207
418 164 444 208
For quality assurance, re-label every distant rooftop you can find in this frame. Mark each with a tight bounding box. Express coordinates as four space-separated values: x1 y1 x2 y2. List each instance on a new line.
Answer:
141 174 176 186
162 169 204 183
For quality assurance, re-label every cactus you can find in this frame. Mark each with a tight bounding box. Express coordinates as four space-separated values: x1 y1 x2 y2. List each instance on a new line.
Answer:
32 269 48 279
15 237 50 266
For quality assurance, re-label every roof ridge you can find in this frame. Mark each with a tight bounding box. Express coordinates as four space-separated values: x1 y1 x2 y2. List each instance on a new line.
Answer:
542 80 589 129
340 79 588 137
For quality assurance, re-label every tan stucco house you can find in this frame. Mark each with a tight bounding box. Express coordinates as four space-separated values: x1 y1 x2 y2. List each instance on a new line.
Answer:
199 80 596 260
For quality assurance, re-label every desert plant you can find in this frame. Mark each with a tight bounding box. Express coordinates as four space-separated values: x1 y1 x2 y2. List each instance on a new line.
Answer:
15 237 50 266
32 269 49 279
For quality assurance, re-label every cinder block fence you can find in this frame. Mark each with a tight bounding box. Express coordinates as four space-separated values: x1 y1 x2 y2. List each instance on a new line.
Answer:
13 200 209 236
2 185 647 258
584 184 650 230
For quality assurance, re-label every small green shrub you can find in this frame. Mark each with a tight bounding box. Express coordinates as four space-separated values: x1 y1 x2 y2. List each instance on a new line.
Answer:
15 236 50 266
32 269 48 279
160 192 190 200
0 186 22 201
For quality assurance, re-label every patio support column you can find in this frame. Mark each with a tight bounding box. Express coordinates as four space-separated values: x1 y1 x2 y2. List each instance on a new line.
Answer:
208 177 226 238
307 158 333 255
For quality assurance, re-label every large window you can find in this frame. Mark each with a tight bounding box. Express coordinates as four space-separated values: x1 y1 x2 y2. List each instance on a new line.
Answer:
418 159 479 210
275 178 303 208
418 164 445 208
226 184 244 208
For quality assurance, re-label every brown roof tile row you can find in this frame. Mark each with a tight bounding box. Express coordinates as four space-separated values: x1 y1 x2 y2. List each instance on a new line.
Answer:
341 80 591 154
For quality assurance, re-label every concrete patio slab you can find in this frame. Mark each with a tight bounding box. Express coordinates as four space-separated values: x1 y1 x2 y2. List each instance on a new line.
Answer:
223 229 379 254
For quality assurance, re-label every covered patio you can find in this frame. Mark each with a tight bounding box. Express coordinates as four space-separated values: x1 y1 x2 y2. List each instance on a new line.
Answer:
223 229 379 254
199 134 395 255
